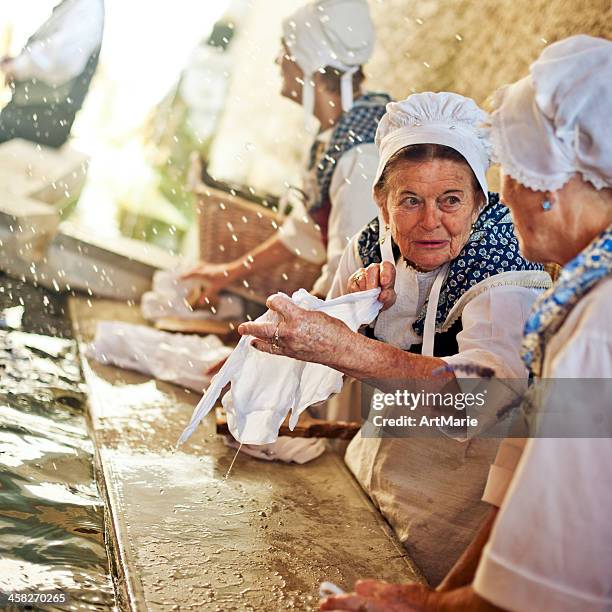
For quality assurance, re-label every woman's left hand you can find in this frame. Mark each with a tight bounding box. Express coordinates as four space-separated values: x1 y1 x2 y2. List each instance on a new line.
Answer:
238 294 352 366
348 262 397 311
320 579 432 611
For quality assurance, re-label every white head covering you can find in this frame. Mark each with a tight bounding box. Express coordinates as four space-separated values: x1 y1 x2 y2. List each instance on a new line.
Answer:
373 92 491 198
490 35 612 192
282 0 375 124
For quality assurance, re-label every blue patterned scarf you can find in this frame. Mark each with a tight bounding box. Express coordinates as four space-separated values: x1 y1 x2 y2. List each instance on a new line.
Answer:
522 225 612 377
306 92 391 214
356 193 546 335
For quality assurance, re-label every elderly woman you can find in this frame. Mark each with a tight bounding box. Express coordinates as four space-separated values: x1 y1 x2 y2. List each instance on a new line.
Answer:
241 92 551 585
321 35 612 612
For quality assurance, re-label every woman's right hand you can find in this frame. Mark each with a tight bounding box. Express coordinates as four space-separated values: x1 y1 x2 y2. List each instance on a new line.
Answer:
180 261 241 307
347 261 396 311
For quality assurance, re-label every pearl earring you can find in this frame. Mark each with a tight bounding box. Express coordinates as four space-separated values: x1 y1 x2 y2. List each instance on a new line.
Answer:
541 199 552 211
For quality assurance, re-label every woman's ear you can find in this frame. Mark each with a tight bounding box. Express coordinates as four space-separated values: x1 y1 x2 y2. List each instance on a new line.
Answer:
478 189 487 209
471 190 486 222
374 189 390 225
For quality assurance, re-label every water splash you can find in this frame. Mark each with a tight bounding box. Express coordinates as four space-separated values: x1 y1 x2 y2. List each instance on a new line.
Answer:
225 443 243 479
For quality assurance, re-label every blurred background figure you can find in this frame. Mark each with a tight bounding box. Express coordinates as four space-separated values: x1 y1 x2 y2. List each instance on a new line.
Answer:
0 0 105 148
184 0 390 301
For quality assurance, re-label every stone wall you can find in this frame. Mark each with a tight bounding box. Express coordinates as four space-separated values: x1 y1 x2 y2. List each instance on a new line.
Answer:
367 0 612 103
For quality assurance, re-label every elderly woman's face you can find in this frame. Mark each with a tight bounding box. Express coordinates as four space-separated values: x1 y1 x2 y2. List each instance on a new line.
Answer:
378 159 481 271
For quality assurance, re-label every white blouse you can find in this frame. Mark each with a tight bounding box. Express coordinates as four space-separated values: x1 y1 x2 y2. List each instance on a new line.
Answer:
474 276 612 612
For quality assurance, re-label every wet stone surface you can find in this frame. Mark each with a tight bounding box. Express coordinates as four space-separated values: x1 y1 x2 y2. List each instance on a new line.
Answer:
72 297 421 611
0 275 115 611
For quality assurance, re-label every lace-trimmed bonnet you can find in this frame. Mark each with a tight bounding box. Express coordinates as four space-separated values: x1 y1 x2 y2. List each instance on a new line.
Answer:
373 92 491 199
282 0 375 120
489 35 612 192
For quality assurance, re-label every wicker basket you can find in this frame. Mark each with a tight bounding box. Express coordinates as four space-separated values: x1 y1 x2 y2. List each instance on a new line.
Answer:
189 155 322 304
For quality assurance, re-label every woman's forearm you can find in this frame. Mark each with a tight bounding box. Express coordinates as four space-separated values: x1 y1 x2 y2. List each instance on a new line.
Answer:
330 329 453 388
240 300 454 396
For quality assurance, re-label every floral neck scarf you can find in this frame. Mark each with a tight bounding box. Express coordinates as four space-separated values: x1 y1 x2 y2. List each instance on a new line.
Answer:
522 225 612 377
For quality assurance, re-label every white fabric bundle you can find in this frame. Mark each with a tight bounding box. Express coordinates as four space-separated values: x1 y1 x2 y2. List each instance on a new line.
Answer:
178 287 382 446
282 0 375 117
87 321 232 393
490 35 612 192
141 269 244 322
223 435 326 464
373 92 491 198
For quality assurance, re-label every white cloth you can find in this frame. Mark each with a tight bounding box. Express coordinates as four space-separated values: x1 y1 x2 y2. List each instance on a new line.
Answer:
372 93 491 198
87 321 232 393
279 141 380 296
282 0 375 117
490 35 612 192
474 277 612 611
223 435 326 464
9 0 104 87
141 269 244 322
178 288 383 446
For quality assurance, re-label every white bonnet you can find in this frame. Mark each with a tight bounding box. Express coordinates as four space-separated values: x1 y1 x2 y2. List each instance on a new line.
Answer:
282 0 375 117
490 35 612 192
374 92 491 198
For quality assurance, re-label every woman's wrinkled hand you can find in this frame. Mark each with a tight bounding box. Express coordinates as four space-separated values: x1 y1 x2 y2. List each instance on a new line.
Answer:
237 294 352 366
347 262 396 311
320 579 432 611
180 261 240 307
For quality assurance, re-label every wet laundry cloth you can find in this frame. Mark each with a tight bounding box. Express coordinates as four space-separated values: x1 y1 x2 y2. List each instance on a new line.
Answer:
223 435 326 464
141 269 244 322
178 288 382 446
87 321 232 393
